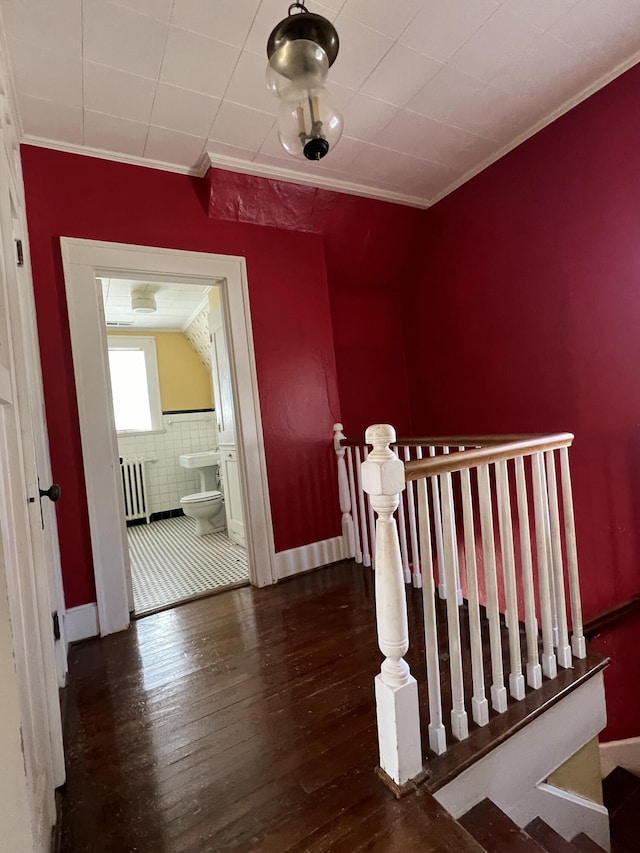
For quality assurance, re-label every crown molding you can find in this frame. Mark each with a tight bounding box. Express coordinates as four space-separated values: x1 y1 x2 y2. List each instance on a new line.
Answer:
428 48 640 207
21 135 210 178
206 152 430 209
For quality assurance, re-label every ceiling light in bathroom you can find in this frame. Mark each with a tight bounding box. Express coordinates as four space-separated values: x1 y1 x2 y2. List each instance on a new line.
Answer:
131 290 157 313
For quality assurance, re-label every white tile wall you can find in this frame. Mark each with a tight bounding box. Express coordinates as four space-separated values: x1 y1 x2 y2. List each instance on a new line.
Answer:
117 412 218 516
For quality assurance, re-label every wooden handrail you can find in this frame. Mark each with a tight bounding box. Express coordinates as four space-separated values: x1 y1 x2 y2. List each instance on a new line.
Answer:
340 433 543 449
403 434 574 481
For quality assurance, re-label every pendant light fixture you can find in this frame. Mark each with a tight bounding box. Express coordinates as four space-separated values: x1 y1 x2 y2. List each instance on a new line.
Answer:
266 2 343 161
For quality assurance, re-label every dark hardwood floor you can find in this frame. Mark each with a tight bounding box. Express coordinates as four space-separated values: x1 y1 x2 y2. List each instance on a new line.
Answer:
59 559 605 852
59 560 483 852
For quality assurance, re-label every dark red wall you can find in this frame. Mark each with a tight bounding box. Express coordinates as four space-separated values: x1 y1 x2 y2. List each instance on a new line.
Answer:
405 64 640 739
22 148 345 607
21 146 419 608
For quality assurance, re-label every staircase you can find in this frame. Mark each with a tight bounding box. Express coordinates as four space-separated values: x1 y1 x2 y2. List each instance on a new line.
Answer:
459 798 615 852
601 766 640 851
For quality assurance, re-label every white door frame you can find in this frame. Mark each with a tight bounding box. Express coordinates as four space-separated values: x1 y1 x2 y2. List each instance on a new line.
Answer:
60 238 277 636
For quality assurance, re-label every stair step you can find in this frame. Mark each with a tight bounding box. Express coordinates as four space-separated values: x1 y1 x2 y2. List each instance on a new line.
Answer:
602 766 640 815
459 799 545 852
571 833 606 852
525 817 575 851
608 780 640 851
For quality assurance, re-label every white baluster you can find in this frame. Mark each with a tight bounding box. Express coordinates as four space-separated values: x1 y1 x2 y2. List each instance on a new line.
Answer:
460 464 489 726
429 446 447 599
477 464 508 712
514 456 542 689
559 447 586 658
495 460 525 700
417 478 447 754
346 447 362 564
403 446 422 589
362 424 423 787
540 459 559 649
532 452 558 679
333 424 356 558
355 446 371 568
396 480 411 584
364 447 377 568
545 450 572 668
439 470 469 740
442 446 463 605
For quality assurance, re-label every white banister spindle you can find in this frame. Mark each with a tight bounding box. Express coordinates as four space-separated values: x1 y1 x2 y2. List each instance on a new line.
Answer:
362 424 423 787
477 464 508 713
495 460 525 700
364 447 377 568
515 456 542 689
346 447 362 564
545 450 572 668
355 446 371 568
429 446 447 599
539 459 559 649
559 447 586 658
532 452 558 679
442 447 463 605
396 485 411 584
403 446 422 589
459 465 489 726
417 478 447 754
439 470 469 740
333 424 356 558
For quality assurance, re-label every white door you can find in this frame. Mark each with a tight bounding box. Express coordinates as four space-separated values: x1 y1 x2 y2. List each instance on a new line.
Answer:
210 303 246 546
210 302 235 445
0 158 64 848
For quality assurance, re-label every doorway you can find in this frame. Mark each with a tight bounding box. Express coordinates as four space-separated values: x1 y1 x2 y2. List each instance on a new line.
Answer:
61 239 277 636
102 276 251 616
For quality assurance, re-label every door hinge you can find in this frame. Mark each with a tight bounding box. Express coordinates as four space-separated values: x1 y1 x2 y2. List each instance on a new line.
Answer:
15 239 23 266
52 611 61 642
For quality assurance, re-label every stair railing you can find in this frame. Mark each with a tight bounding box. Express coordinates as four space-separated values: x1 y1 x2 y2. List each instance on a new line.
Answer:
355 423 587 791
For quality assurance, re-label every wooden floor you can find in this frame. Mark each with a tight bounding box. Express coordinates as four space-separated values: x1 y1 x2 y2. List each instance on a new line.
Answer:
58 560 604 852
60 560 485 852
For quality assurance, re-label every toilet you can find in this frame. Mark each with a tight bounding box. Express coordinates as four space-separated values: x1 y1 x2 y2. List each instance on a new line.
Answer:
178 450 226 537
180 490 226 536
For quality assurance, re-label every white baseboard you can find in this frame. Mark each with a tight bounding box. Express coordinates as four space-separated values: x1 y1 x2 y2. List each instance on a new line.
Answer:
600 736 640 778
65 603 99 643
275 536 348 580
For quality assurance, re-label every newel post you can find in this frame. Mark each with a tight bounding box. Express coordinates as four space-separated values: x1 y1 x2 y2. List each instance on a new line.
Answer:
362 424 423 791
333 423 356 558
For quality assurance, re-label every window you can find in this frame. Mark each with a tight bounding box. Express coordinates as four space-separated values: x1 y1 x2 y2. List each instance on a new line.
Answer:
107 336 162 433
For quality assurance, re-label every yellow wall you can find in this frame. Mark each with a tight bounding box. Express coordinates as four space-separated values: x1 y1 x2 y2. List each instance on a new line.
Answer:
547 738 604 805
108 330 213 412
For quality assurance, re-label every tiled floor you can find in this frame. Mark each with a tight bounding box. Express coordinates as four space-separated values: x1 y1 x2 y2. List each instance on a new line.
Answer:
127 515 249 615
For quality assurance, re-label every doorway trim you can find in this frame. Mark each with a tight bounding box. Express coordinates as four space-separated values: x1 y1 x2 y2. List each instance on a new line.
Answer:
60 238 277 635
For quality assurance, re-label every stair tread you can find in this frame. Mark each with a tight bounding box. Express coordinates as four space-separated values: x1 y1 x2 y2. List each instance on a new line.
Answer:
459 800 546 852
608 781 640 851
525 817 575 851
571 833 605 852
602 765 640 815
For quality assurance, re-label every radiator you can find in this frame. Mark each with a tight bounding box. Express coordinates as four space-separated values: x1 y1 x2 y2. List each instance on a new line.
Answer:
120 457 150 523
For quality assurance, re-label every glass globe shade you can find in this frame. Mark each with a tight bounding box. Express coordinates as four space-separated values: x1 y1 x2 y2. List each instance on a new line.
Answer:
276 86 343 161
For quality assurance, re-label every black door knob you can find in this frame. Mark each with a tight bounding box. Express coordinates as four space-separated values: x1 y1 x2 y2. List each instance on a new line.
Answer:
39 483 61 502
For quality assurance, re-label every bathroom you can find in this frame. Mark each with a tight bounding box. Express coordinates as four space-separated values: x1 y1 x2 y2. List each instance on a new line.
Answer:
102 277 249 616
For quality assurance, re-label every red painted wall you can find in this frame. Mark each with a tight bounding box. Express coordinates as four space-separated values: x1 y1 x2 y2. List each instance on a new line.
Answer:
21 147 419 609
405 63 640 739
22 148 345 607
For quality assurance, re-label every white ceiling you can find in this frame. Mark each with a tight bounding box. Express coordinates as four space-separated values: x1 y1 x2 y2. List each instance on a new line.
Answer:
2 0 640 207
101 278 209 330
